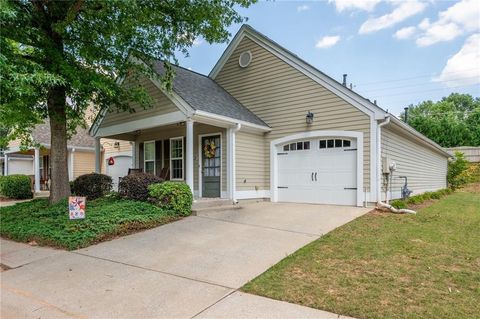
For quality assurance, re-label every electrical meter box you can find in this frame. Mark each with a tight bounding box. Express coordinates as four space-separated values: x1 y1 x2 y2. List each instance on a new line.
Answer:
382 156 396 174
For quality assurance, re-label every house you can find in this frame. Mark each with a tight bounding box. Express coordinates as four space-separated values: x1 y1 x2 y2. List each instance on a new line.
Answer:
90 25 450 206
3 123 97 192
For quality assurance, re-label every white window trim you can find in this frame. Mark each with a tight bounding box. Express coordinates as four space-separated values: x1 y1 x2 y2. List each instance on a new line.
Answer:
170 136 184 181
198 132 223 198
144 140 156 175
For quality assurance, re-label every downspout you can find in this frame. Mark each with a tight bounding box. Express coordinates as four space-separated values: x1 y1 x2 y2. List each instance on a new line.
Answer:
376 115 416 214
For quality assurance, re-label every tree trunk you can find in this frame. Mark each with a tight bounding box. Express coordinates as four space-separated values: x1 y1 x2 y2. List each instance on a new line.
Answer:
48 86 71 204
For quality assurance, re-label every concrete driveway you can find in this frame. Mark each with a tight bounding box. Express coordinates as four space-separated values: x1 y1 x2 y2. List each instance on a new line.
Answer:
1 202 369 318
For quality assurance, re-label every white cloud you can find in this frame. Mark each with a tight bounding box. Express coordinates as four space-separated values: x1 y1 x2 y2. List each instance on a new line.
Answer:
192 38 203 46
359 0 427 34
394 26 417 39
315 35 341 48
329 0 381 12
433 34 480 87
416 0 480 46
297 4 309 12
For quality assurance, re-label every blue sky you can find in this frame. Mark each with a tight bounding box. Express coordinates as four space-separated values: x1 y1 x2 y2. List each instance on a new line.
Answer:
177 0 480 116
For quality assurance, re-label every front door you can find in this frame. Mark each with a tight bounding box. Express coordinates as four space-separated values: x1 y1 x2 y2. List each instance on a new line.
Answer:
201 135 221 198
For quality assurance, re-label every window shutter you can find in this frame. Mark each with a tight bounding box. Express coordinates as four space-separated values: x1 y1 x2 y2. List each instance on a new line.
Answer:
155 140 162 176
139 142 144 170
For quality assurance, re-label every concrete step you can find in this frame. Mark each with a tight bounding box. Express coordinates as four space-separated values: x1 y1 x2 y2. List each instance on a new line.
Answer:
192 199 234 210
191 204 242 216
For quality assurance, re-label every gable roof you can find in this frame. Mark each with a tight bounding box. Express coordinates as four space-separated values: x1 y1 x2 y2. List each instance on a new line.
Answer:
209 24 449 157
152 61 268 127
32 122 95 148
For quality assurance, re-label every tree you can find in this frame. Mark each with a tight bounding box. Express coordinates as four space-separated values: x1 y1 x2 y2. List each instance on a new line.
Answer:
401 93 480 147
0 0 255 203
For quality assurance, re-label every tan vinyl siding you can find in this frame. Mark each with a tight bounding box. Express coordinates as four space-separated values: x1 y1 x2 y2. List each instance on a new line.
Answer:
216 37 371 191
100 139 132 174
236 131 267 191
135 123 227 193
381 126 447 199
73 151 95 178
100 76 178 128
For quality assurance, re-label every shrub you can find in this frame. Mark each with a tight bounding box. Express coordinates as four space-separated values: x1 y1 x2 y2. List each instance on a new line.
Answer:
391 200 407 209
448 152 469 189
0 174 33 199
118 173 163 201
72 173 112 200
148 181 193 216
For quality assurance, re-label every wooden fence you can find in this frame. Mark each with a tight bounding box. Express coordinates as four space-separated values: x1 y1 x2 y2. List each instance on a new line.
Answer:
446 147 480 162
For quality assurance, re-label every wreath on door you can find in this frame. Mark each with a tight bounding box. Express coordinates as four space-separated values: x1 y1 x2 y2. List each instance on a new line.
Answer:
204 140 217 159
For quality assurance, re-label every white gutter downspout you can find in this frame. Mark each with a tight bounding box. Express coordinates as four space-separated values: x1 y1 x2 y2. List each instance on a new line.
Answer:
376 115 416 214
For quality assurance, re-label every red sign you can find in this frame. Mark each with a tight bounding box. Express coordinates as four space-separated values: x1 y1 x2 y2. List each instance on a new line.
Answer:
108 157 115 165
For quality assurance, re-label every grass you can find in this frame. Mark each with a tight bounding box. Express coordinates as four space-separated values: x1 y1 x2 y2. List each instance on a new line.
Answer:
0 197 182 250
242 185 480 319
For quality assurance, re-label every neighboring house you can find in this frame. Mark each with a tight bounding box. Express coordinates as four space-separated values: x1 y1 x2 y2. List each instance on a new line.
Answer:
3 123 96 192
446 146 480 162
90 25 450 206
100 139 133 190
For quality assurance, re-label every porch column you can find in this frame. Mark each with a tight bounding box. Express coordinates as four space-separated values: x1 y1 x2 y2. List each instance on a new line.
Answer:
69 148 75 181
185 119 194 193
34 147 40 193
131 141 136 169
95 137 101 173
227 124 241 202
3 153 8 175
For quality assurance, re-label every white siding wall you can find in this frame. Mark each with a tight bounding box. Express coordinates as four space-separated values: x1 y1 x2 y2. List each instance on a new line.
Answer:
381 126 448 199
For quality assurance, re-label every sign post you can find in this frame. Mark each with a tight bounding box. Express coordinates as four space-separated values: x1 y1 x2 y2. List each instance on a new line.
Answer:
69 196 86 220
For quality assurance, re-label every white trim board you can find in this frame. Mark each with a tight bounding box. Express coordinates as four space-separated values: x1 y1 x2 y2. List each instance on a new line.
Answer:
270 130 364 207
235 190 270 200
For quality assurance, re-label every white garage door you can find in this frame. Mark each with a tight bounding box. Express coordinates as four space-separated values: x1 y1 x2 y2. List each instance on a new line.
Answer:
106 155 132 191
277 138 357 206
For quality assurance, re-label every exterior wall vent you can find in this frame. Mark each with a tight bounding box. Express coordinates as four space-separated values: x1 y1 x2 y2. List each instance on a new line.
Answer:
239 51 252 68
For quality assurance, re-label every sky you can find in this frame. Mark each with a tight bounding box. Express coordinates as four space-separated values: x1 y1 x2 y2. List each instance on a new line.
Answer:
176 0 480 116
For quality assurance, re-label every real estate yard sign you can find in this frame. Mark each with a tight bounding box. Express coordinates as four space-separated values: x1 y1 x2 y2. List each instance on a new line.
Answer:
69 196 86 219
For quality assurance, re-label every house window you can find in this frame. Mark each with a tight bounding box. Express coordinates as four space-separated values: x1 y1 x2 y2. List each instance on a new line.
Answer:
283 141 311 151
319 139 353 149
170 137 184 180
144 141 155 174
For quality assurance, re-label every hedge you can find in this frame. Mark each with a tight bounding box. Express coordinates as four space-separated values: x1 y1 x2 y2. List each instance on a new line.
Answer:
118 173 163 201
72 173 113 200
0 174 33 199
391 188 453 209
148 181 193 216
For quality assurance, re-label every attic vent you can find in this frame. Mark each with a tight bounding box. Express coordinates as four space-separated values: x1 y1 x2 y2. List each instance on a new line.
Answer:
239 51 252 68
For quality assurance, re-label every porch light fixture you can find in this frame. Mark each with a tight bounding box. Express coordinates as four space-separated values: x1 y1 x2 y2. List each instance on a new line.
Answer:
306 111 314 125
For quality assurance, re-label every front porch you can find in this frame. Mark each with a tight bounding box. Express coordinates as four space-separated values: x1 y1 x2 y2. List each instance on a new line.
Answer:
96 120 238 201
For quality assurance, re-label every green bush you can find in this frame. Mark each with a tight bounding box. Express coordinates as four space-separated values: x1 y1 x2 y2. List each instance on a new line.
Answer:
118 173 163 201
72 173 112 200
0 174 33 199
448 152 469 189
148 181 193 216
390 200 407 209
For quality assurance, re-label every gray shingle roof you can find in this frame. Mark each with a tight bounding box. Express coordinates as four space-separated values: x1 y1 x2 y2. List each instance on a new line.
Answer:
152 61 269 128
33 123 95 148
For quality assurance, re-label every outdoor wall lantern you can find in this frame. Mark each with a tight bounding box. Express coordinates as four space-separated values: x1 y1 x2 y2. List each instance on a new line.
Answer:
306 111 314 125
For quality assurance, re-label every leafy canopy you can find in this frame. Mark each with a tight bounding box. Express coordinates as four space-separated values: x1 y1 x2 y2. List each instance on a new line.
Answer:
402 93 480 147
0 0 255 147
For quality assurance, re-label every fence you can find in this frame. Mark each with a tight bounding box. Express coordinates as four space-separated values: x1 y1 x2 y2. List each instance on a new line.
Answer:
446 147 480 162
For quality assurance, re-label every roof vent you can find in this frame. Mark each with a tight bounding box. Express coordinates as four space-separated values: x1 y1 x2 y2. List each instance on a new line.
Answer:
239 51 252 68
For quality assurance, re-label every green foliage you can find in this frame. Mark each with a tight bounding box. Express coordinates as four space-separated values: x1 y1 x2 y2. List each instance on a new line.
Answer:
0 197 178 250
401 93 480 147
118 173 163 201
448 151 470 189
0 174 33 199
72 173 112 200
0 0 255 148
148 181 193 216
390 188 453 209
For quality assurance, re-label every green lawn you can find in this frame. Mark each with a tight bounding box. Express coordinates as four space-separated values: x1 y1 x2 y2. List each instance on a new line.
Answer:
242 185 480 319
0 197 181 250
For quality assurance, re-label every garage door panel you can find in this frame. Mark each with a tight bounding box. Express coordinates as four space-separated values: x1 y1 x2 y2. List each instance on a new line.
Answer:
277 137 357 206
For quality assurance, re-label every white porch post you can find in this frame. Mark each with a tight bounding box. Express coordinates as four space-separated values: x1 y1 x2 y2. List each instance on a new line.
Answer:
227 124 241 202
4 153 8 175
131 141 136 169
34 147 40 193
68 148 75 181
185 119 194 193
95 138 101 173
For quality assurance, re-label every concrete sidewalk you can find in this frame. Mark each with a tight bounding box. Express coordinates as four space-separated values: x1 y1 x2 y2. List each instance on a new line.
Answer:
1 202 368 318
